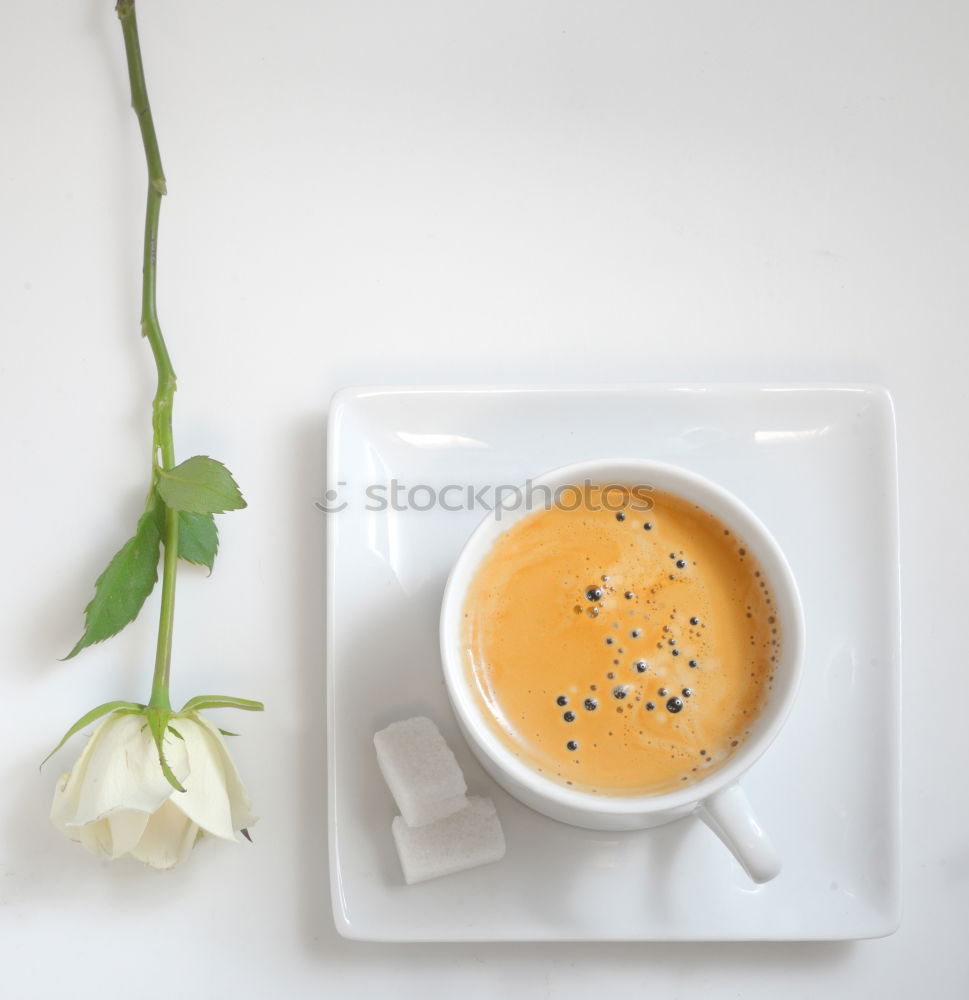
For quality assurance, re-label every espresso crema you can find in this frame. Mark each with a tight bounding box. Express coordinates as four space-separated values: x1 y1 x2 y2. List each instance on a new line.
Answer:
461 484 780 795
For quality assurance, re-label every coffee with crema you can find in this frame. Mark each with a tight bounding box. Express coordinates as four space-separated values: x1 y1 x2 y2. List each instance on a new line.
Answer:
461 484 780 796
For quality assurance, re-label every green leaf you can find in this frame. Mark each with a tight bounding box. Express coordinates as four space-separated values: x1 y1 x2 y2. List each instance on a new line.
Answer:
178 695 265 714
41 700 145 768
177 511 219 570
64 503 163 659
146 707 186 793
218 728 239 737
148 489 219 571
157 456 246 514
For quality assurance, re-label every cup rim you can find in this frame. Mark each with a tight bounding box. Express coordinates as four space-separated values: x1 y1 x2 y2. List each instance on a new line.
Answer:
439 457 806 816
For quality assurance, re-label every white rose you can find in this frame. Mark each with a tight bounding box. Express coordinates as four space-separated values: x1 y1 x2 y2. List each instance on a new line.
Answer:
50 710 257 870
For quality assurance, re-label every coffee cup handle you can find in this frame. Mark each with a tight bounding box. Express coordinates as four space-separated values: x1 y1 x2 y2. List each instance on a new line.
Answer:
696 783 781 884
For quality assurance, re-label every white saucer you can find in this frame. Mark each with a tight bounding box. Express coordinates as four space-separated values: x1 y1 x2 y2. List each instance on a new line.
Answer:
326 384 900 942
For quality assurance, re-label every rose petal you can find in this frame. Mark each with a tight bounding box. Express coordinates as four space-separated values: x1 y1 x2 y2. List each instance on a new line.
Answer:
68 714 190 826
106 809 151 858
51 771 84 840
50 716 120 832
166 718 237 841
128 799 199 870
191 713 257 833
77 818 113 859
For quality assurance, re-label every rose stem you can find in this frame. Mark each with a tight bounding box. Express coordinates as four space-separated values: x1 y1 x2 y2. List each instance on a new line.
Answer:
117 0 178 711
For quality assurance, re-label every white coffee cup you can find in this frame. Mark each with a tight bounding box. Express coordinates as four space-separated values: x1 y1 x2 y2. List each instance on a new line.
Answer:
440 459 805 884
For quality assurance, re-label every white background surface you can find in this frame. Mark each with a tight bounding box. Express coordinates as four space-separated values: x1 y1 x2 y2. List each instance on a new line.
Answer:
0 0 965 996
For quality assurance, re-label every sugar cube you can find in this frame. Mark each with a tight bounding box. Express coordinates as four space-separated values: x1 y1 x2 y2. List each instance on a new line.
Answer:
391 796 506 884
374 716 468 827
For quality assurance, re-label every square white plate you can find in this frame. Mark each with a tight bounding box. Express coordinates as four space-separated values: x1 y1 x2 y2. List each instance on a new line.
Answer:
326 384 900 942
